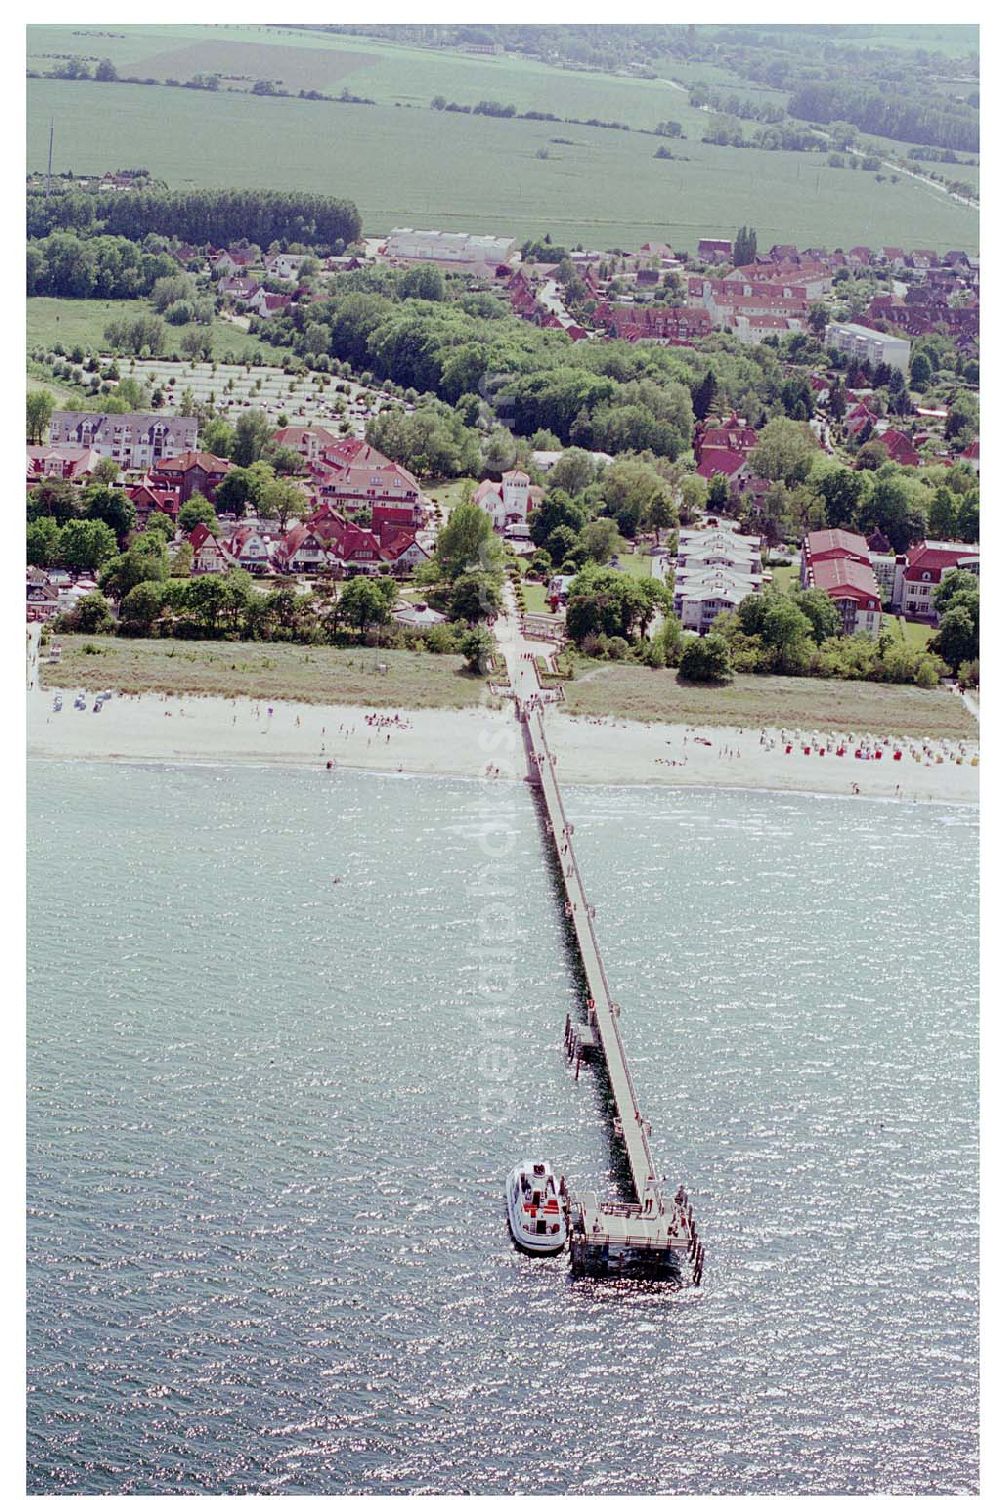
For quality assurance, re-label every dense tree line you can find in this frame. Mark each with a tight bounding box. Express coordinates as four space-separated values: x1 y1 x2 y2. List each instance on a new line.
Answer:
27 187 362 252
254 274 789 460
689 82 785 122
26 231 176 298
787 81 979 153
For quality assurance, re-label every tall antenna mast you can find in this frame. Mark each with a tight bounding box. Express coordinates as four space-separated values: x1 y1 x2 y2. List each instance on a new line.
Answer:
45 117 54 196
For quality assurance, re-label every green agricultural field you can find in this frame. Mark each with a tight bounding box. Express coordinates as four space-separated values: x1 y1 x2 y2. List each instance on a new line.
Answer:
27 24 739 134
27 72 979 253
41 636 488 710
561 662 977 739
27 297 278 364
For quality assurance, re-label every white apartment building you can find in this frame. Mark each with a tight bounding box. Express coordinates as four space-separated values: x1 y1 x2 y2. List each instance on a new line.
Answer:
385 228 516 266
48 413 199 469
825 322 911 373
672 527 764 632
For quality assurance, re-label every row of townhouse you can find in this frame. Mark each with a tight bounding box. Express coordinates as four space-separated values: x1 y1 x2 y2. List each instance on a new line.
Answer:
186 508 430 579
800 529 883 637
671 526 764 633
48 413 199 469
590 301 715 345
801 529 981 631
279 435 427 532
864 294 979 346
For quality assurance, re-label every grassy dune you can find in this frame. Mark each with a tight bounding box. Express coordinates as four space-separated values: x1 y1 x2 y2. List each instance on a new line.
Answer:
41 637 489 710
563 663 977 739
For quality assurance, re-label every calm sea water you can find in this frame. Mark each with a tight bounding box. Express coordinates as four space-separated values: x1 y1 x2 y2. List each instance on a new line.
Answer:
27 762 978 1494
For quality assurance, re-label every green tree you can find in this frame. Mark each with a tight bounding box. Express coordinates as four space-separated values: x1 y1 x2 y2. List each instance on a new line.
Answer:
932 605 977 673
26 516 61 567
27 477 79 523
597 458 670 540
99 531 170 599
435 503 504 580
857 465 928 551
449 569 503 623
856 439 890 471
955 494 979 543
93 457 121 486
944 390 977 444
58 518 118 575
84 485 136 543
214 467 262 517
479 426 517 476
733 225 757 267
932 571 979 619
232 409 273 467
758 595 815 672
927 488 958 539
200 416 235 459
577 518 620 566
908 351 933 392
339 575 395 634
57 589 113 635
691 369 718 421
26 389 55 443
180 325 213 362
748 417 818 487
545 524 581 567
548 448 597 496
678 633 733 682
257 477 307 532
178 496 221 535
460 624 495 674
400 265 446 301
647 493 677 544
119 580 166 632
806 303 829 336
706 474 730 514
187 574 228 633
790 583 841 643
810 461 866 529
144 512 175 542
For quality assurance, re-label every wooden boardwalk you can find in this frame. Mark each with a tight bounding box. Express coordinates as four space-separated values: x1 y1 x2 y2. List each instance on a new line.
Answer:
517 695 703 1281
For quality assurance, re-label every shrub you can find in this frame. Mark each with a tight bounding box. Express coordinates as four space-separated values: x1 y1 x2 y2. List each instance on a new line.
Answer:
678 634 733 683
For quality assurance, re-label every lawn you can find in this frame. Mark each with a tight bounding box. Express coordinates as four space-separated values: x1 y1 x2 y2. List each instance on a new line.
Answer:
889 615 937 650
26 72 979 253
521 583 549 613
562 662 977 739
615 550 652 579
423 479 474 516
27 297 278 364
770 562 798 594
41 637 488 710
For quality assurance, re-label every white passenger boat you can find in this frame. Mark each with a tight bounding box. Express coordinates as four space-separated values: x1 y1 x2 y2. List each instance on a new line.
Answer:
505 1160 568 1254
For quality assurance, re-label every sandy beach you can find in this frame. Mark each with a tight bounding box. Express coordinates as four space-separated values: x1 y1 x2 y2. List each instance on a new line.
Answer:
27 682 979 805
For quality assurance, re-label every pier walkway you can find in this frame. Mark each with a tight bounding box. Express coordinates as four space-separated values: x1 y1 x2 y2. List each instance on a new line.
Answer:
496 594 702 1281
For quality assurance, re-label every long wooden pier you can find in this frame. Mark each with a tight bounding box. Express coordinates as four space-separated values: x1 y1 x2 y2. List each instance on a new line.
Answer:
514 684 703 1283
